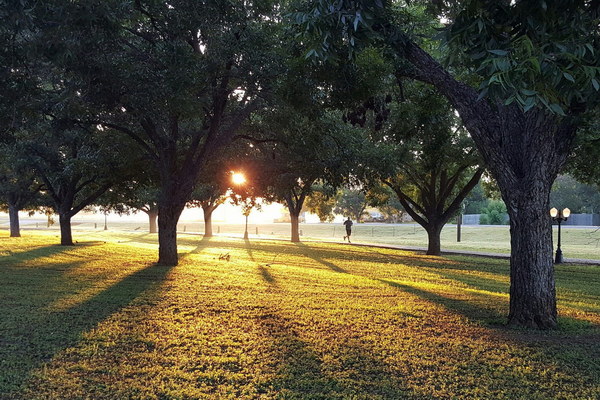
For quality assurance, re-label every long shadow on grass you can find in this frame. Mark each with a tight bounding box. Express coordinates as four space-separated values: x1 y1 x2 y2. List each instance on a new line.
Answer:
244 239 277 285
257 311 412 398
0 244 73 267
379 279 506 324
0 261 176 397
294 242 347 273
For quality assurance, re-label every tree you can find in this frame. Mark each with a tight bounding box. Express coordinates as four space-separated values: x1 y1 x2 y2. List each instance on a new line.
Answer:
334 189 369 222
463 183 489 215
568 114 600 192
480 200 509 225
293 0 600 329
26 122 127 245
366 82 484 255
0 142 42 237
550 174 600 213
364 184 405 223
38 0 284 264
305 185 338 222
188 162 231 238
98 182 160 234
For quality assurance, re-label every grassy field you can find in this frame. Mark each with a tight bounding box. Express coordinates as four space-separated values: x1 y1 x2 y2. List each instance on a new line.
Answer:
0 231 599 399
2 214 600 260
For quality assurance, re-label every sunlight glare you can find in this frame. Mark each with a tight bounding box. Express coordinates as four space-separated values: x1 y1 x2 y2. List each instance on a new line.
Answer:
231 172 246 185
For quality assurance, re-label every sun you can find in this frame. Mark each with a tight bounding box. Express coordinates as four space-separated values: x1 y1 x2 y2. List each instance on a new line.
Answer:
231 172 246 185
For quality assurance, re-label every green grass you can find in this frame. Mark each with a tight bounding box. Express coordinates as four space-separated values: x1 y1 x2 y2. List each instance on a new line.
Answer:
1 231 599 399
3 216 600 260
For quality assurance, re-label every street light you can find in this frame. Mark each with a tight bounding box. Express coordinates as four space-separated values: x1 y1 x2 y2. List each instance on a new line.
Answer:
550 207 570 264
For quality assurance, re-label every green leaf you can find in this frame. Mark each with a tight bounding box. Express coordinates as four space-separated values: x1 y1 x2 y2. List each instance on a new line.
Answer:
521 89 537 96
488 49 508 56
592 78 600 91
563 72 575 83
549 103 566 116
585 43 595 55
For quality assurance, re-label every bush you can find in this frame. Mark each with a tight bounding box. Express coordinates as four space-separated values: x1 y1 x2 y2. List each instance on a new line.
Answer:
479 200 508 225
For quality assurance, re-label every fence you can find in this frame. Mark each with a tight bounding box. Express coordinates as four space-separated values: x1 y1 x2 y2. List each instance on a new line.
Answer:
463 213 599 226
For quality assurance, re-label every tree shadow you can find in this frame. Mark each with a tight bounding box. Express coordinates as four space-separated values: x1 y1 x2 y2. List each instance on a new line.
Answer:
183 235 215 256
294 242 347 273
255 310 412 398
0 244 72 267
379 278 506 324
243 238 277 285
0 261 175 397
244 238 256 262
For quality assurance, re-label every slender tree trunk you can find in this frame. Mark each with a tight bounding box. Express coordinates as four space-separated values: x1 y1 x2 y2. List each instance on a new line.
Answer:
157 203 183 266
425 225 443 256
148 210 158 234
290 212 300 243
8 203 21 238
59 213 73 245
202 205 214 238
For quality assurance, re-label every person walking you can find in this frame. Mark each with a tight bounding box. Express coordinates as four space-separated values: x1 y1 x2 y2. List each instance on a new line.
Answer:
343 217 353 243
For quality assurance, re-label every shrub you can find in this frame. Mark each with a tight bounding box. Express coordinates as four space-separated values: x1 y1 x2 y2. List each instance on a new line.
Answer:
479 200 508 225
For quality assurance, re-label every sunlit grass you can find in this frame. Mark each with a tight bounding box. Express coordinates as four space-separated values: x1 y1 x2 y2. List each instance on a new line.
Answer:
0 231 599 399
4 214 599 260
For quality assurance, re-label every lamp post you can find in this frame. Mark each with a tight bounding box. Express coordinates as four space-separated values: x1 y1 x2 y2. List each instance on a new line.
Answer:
550 207 570 264
243 212 249 240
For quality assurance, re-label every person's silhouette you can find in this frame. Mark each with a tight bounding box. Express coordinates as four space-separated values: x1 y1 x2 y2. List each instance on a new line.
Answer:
343 217 353 243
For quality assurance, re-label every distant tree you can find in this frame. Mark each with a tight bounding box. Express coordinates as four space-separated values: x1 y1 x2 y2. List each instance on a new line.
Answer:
98 183 160 234
305 185 338 222
0 142 43 237
479 200 508 225
334 189 369 223
550 174 600 214
365 184 405 223
364 83 484 255
463 183 489 215
26 122 129 245
568 115 600 193
188 163 231 238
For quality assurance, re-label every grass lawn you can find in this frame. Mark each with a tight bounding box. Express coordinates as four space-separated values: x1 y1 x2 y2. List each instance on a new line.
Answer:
1 231 599 399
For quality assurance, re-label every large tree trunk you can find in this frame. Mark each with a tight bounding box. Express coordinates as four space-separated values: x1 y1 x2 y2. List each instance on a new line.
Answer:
202 205 214 238
157 203 183 266
425 225 442 256
148 210 158 234
290 212 300 243
8 203 21 238
400 38 576 329
503 177 557 328
59 214 73 245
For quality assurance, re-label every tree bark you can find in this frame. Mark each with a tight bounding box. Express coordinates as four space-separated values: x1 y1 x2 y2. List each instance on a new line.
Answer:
147 210 158 234
290 212 300 243
59 214 73 245
504 179 557 328
157 203 183 266
425 225 442 256
8 203 21 238
202 205 214 238
400 40 575 328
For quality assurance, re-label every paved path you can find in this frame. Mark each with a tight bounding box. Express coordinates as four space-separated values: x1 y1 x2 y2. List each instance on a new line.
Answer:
183 231 600 266
343 240 600 265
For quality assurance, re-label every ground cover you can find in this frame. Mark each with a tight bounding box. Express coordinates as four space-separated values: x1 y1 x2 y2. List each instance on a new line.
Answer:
2 216 598 260
0 231 599 399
